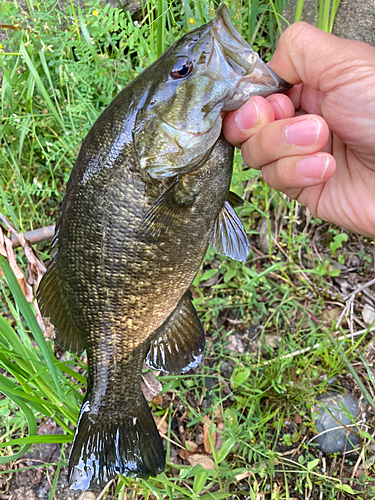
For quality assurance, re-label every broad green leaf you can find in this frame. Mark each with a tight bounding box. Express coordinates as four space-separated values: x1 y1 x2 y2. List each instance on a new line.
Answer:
306 458 319 471
0 433 73 449
0 390 37 465
231 366 250 389
337 484 354 494
216 436 236 463
192 465 209 494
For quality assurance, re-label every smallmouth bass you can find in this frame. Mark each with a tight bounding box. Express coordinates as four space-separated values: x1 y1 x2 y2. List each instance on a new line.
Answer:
37 4 291 491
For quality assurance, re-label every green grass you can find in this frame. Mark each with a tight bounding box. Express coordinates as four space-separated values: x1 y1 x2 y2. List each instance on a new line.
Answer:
1 0 374 498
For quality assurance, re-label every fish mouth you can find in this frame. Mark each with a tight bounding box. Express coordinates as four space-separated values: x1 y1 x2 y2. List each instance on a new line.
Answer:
212 4 292 109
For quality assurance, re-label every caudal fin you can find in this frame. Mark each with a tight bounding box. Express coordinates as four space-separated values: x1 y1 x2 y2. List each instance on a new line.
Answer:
68 396 165 491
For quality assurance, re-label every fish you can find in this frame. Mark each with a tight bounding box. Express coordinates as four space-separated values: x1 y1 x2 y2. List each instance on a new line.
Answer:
37 4 291 492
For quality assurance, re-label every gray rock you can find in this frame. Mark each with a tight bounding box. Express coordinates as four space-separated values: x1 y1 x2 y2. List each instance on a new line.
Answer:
220 359 234 379
104 0 141 16
282 0 375 46
313 393 361 454
331 0 375 46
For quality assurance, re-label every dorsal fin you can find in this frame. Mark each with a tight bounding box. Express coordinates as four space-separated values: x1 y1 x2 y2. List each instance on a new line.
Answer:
37 227 86 354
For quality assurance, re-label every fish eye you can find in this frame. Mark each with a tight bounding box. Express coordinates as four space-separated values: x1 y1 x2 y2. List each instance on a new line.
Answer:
170 58 193 79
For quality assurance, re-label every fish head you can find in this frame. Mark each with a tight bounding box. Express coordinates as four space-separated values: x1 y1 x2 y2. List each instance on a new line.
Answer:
134 4 292 179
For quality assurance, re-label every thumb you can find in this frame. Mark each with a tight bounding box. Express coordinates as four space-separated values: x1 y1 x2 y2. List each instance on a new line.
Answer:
269 22 375 156
269 22 369 93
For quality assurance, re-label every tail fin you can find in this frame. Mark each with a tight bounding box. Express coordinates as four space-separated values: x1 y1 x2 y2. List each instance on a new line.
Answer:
68 396 165 491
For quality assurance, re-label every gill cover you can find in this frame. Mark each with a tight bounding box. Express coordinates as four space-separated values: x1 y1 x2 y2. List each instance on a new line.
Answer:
133 4 291 179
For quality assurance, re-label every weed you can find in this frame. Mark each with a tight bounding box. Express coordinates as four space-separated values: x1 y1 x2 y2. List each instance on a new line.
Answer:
0 0 374 499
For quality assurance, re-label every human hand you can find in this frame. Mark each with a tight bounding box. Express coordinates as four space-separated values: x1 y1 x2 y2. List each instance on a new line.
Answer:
223 22 375 238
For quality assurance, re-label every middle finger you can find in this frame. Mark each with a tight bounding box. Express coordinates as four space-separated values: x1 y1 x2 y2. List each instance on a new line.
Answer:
240 115 329 170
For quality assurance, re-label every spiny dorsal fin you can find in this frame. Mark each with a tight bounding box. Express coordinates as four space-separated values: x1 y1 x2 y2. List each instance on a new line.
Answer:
138 178 191 239
146 291 205 374
209 200 250 262
37 228 86 354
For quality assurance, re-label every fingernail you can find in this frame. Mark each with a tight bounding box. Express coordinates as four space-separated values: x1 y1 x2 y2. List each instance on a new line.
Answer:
285 118 322 146
235 100 259 131
297 155 329 179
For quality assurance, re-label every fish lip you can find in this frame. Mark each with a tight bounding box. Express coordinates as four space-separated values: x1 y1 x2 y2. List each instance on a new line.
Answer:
237 57 293 95
264 65 293 93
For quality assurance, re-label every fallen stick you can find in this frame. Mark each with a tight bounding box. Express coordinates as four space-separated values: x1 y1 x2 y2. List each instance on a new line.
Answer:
11 225 55 248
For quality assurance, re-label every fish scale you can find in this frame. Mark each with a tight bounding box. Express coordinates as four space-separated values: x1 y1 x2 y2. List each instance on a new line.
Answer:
37 4 291 492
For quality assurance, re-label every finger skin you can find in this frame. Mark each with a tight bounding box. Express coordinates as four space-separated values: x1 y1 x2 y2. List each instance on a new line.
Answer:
269 22 375 155
240 115 330 170
223 95 294 148
223 22 375 238
260 153 336 198
266 94 296 120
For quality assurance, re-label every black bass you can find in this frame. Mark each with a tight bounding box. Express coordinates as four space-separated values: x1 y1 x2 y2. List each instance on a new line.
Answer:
37 4 291 491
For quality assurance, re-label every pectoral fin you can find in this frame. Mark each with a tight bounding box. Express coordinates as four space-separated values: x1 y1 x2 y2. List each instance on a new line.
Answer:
146 292 205 374
227 191 244 208
209 200 250 262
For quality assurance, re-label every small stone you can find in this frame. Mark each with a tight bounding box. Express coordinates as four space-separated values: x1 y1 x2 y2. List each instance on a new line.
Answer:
362 304 375 326
258 217 274 254
78 492 96 500
313 393 361 455
226 334 245 354
220 359 234 379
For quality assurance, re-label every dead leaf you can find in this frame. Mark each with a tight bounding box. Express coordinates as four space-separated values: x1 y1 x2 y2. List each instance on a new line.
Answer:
226 334 245 354
0 223 33 301
362 304 375 326
0 215 47 317
294 414 302 425
178 440 202 461
78 492 96 500
195 427 204 445
214 406 224 423
185 440 198 453
153 394 163 406
153 415 168 435
214 422 224 454
203 415 216 454
178 448 190 461
141 369 162 402
187 454 216 470
234 470 252 481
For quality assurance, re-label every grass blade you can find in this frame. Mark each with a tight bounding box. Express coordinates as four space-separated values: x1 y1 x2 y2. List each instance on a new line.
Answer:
0 256 63 400
0 391 37 465
295 0 305 22
19 43 65 131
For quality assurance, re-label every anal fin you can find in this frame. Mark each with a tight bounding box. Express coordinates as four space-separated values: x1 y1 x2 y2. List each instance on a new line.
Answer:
146 292 205 374
209 200 250 262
